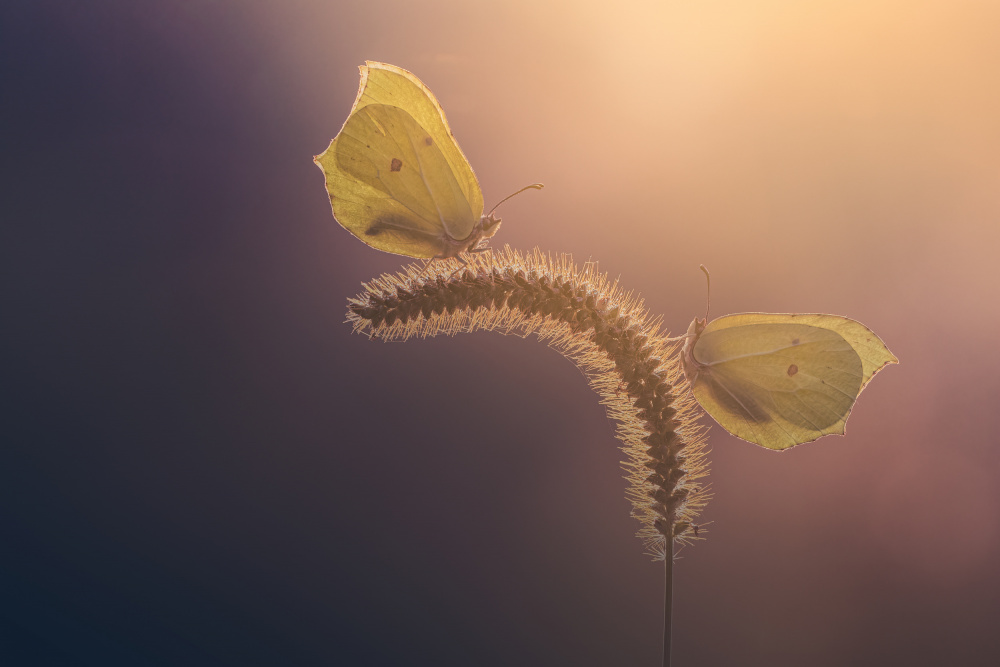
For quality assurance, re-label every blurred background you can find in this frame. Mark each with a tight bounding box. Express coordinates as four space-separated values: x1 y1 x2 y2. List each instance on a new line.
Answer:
3 1 999 665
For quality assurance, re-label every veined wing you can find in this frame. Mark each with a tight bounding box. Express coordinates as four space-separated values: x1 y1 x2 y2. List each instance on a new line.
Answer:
703 313 897 390
342 62 483 237
692 322 864 450
336 103 479 245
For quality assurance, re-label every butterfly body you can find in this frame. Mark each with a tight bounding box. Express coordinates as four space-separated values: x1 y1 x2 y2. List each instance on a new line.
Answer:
681 313 897 450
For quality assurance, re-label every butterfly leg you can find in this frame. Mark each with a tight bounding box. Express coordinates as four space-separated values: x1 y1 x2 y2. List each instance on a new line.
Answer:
416 256 445 278
465 245 496 277
446 254 470 279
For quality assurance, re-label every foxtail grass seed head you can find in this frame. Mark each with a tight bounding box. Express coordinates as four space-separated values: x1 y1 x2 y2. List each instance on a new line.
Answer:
346 247 710 559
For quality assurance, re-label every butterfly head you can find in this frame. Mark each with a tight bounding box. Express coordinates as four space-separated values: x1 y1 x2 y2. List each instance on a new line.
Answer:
459 214 501 254
680 317 708 383
480 213 502 240
680 264 713 381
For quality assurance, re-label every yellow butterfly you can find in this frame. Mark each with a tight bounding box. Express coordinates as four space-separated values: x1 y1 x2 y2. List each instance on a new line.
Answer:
679 273 898 450
314 61 541 267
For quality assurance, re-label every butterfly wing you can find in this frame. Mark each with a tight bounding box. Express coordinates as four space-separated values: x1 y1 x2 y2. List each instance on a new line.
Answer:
351 62 485 224
703 313 898 391
315 62 484 257
691 316 889 449
332 103 481 256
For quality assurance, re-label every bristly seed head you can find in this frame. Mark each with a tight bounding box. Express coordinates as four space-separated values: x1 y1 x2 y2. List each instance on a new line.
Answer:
345 246 711 560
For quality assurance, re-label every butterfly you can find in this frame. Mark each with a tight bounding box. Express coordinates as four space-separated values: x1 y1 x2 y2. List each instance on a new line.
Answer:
314 61 541 269
678 271 898 450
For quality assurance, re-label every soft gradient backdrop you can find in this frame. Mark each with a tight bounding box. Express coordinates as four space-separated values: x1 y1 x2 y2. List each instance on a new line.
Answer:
4 1 999 665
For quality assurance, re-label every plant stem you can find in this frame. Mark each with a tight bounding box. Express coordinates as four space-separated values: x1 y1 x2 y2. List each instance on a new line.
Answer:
663 539 673 667
347 249 707 665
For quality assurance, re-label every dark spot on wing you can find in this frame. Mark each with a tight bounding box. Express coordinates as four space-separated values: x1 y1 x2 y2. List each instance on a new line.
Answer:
787 364 799 377
425 136 433 146
791 338 800 345
390 158 403 172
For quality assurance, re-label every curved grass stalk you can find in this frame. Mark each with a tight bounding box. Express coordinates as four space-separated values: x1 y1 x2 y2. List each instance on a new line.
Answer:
346 246 710 560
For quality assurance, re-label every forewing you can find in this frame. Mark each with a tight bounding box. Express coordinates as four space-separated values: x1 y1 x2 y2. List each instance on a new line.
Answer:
345 62 483 236
692 323 864 450
704 313 897 390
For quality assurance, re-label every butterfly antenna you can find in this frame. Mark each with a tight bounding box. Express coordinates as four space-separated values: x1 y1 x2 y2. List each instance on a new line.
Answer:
699 264 711 321
487 183 544 217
